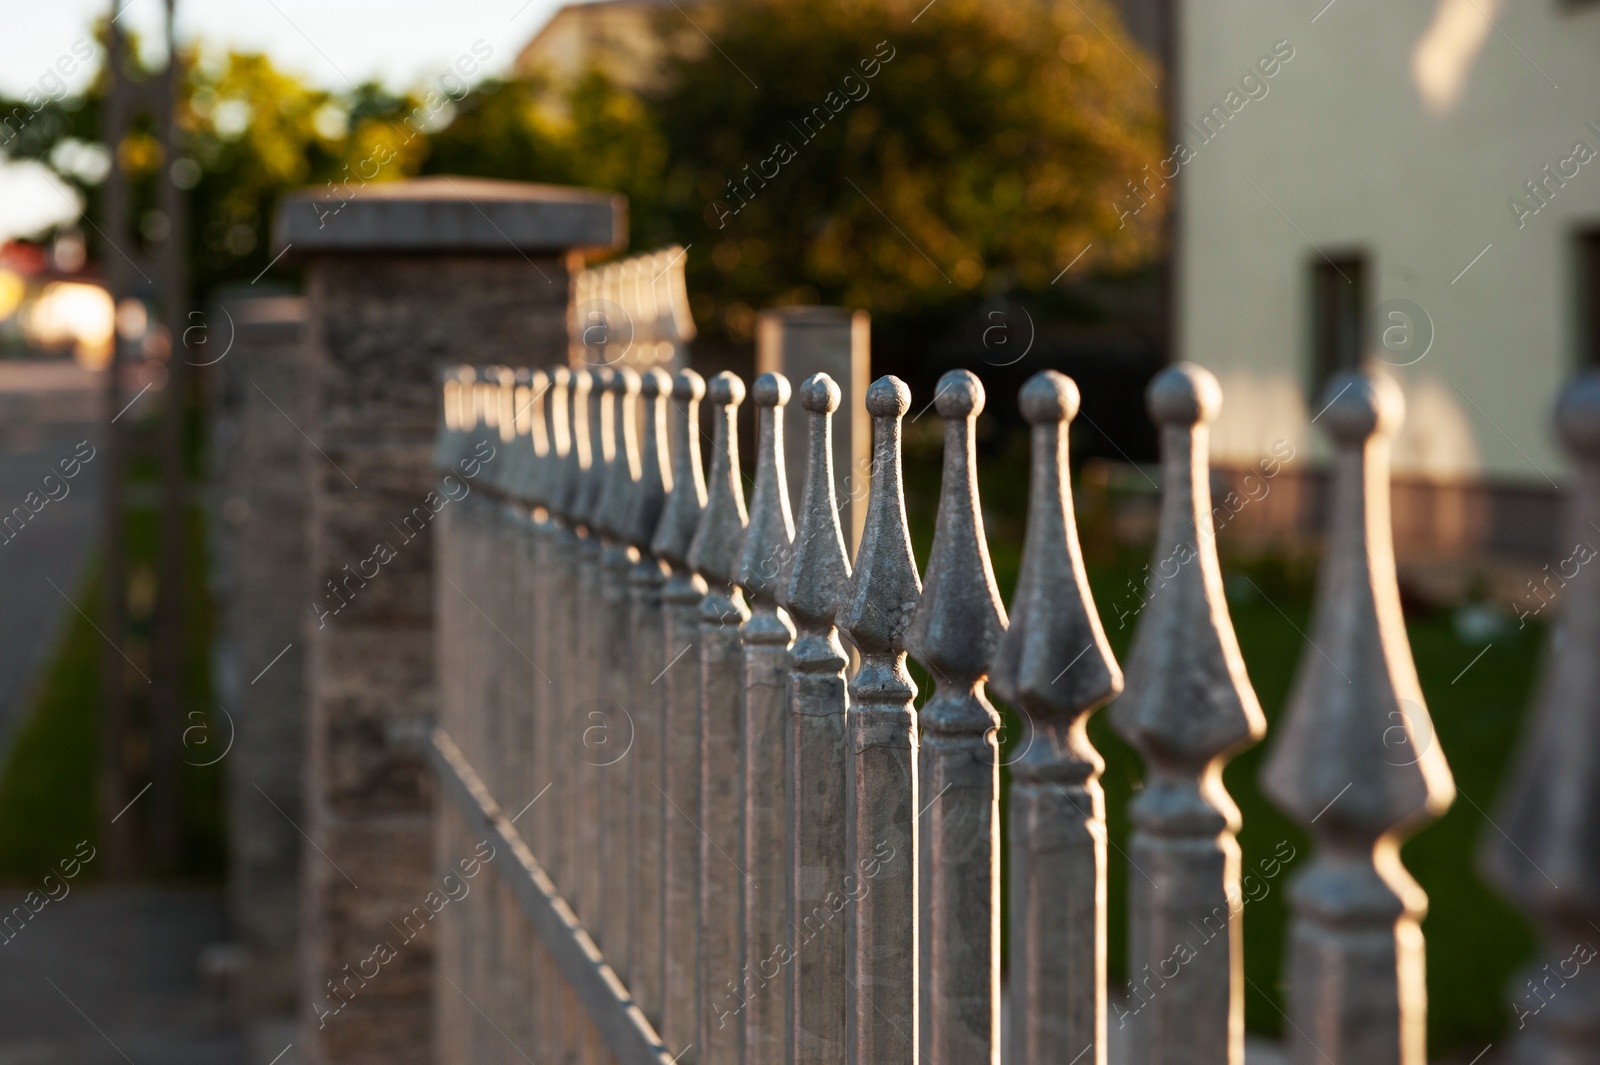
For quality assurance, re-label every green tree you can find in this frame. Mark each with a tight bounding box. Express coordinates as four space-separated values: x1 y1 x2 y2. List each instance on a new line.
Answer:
639 0 1165 337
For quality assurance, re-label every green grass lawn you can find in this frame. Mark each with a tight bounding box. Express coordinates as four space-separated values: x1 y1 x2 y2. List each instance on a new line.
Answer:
0 571 103 881
0 506 225 884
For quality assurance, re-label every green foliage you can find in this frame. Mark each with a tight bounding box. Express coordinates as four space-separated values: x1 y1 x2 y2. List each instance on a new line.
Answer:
182 51 348 285
8 0 1164 328
643 0 1165 335
0 573 102 883
0 506 225 884
418 71 667 225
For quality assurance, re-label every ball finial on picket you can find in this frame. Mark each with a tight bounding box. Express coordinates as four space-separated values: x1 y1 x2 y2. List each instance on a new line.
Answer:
1147 362 1222 426
800 372 841 415
865 375 911 418
1018 369 1080 424
673 367 706 403
934 368 984 419
709 370 745 408
752 371 791 409
1319 368 1403 444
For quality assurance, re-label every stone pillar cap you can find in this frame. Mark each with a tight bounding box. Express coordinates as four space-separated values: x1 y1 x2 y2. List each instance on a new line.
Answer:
273 175 626 257
758 305 859 325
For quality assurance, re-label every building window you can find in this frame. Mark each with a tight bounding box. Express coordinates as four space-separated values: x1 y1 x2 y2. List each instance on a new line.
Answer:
1311 255 1367 393
1583 231 1600 367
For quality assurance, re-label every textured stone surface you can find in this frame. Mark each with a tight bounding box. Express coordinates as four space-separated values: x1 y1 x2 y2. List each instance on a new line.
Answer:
276 176 624 256
289 184 606 1064
215 296 309 1022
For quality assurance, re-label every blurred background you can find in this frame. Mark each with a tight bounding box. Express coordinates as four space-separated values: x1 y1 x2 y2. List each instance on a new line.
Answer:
0 0 1594 1061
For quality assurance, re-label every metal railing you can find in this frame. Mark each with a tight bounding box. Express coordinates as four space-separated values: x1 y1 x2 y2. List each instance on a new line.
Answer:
426 251 1598 1065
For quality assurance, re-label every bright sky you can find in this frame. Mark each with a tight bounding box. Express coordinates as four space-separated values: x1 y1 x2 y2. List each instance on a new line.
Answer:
2 0 568 95
1 0 572 241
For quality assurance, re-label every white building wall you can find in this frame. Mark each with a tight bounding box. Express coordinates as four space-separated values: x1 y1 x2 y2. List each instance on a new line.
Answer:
1175 0 1600 482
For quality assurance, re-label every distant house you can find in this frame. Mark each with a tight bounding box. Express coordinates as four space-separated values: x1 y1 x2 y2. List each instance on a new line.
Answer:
514 0 686 93
1173 1 1600 559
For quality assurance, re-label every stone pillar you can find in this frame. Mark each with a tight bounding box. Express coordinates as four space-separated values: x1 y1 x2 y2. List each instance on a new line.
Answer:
755 308 870 551
213 295 310 1048
271 176 623 1065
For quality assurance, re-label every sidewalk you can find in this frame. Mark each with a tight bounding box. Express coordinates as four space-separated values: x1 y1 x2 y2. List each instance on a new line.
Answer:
0 885 249 1064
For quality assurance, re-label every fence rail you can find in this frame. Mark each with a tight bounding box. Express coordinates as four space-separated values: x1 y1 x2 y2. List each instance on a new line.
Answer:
427 249 1599 1065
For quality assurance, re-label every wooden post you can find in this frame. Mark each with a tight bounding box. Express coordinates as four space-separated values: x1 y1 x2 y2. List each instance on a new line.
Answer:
1261 368 1454 1065
1482 371 1600 1065
691 373 751 1065
908 370 1007 1065
738 373 797 1065
781 373 854 1065
839 376 922 1065
1111 364 1265 1065
990 370 1122 1065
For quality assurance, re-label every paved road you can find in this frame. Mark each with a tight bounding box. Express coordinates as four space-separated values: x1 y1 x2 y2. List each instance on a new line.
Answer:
0 360 105 757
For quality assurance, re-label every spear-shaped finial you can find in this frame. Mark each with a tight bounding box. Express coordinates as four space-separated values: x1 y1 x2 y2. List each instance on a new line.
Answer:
525 368 551 511
436 365 473 471
907 368 1007 1065
470 367 497 464
908 370 1008 675
597 368 643 538
839 374 922 1065
1111 363 1265 1065
547 367 576 520
653 370 708 565
783 374 852 630
565 368 594 522
575 367 613 530
737 373 796 603
687 372 749 586
1482 371 1600 1062
625 368 673 551
487 366 517 498
1261 368 1453 1065
506 368 535 503
780 372 853 1065
840 376 921 657
990 369 1122 1065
